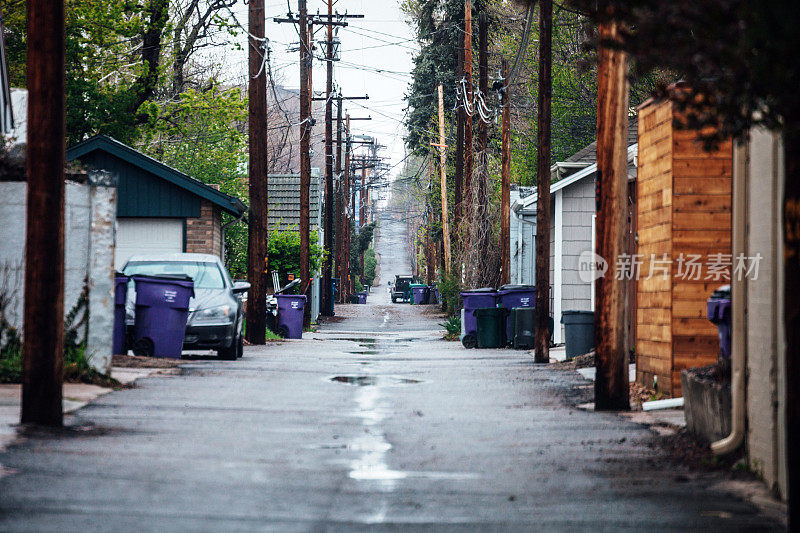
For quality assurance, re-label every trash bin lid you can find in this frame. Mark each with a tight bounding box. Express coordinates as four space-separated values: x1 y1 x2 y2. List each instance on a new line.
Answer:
131 273 194 283
710 285 731 299
461 287 497 294
473 307 508 317
560 310 594 324
499 284 535 291
275 293 307 301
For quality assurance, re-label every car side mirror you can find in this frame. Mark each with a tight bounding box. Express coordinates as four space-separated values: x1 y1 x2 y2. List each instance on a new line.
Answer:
232 281 251 294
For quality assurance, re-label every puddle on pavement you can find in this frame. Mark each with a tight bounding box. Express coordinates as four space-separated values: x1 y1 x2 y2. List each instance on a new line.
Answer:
333 337 378 345
329 375 422 386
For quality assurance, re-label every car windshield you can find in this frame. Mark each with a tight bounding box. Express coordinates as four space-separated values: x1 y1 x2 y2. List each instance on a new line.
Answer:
123 261 226 289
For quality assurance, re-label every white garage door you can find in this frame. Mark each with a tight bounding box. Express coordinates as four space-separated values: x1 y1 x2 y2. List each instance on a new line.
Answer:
115 218 183 268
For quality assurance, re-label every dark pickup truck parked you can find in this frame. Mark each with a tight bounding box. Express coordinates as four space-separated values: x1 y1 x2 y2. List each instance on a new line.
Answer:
391 275 414 303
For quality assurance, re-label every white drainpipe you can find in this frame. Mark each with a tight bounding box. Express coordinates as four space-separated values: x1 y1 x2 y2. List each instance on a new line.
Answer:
712 141 747 455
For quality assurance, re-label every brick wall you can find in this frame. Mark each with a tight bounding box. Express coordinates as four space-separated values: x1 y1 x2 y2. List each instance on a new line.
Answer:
185 199 222 257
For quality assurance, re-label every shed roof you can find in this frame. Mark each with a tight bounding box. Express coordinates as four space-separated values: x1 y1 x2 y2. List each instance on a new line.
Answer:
563 117 639 166
67 135 247 217
514 143 638 214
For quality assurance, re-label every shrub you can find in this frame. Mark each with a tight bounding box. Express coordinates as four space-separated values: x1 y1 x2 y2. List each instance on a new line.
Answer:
438 272 461 317
267 228 325 286
439 314 461 340
363 248 377 287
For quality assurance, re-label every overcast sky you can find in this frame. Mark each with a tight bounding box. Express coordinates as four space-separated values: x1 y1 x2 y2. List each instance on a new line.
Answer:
223 0 418 181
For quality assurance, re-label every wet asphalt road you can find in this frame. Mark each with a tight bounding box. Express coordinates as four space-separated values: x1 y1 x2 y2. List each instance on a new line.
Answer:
0 213 783 531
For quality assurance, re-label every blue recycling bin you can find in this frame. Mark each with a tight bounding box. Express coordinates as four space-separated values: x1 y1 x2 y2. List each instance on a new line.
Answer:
131 275 194 358
459 288 498 348
113 274 129 355
276 294 307 339
498 284 535 345
706 285 732 359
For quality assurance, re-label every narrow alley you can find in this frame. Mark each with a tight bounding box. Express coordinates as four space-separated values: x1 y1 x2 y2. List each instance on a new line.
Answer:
0 215 781 530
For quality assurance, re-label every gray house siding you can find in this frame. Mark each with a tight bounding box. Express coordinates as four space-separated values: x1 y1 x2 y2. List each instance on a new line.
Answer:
560 176 595 314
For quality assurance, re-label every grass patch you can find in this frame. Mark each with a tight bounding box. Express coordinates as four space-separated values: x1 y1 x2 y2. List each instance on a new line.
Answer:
265 328 284 341
0 287 124 388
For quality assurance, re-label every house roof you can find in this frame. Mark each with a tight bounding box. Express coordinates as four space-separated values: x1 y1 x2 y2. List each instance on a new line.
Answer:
563 117 639 166
67 135 247 217
268 172 322 231
514 143 638 213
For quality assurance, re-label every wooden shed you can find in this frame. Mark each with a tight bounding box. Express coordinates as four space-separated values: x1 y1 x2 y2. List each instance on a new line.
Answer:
635 98 732 397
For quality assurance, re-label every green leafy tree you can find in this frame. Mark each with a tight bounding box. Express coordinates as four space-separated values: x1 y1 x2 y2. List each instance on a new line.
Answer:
402 0 492 154
2 0 170 145
267 229 325 287
136 85 249 275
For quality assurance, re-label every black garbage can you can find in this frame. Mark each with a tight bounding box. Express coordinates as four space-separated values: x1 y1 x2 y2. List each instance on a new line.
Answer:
474 307 509 348
561 310 594 360
112 273 129 355
706 285 731 359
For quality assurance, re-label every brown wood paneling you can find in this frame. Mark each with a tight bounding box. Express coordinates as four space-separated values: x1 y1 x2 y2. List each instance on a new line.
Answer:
673 195 731 213
673 158 731 178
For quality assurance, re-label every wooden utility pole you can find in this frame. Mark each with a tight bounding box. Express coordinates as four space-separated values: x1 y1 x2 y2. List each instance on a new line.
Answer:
426 158 436 285
477 12 488 155
534 0 553 364
320 0 335 316
500 58 511 286
343 116 352 297
335 95 344 303
299 1 311 325
360 165 367 226
22 0 66 426
245 0 268 346
594 20 630 411
454 36 465 233
463 0 474 204
437 84 452 274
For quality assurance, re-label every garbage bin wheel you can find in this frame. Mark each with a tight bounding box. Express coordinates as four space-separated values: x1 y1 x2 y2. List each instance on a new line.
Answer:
132 337 154 358
277 325 290 339
461 333 477 349
217 335 239 360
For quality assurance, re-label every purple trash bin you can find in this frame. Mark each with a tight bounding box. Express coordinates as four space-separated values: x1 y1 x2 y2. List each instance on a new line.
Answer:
357 291 367 304
459 288 498 348
113 274 129 355
498 284 535 345
131 275 194 359
706 285 731 359
412 286 428 305
276 294 307 338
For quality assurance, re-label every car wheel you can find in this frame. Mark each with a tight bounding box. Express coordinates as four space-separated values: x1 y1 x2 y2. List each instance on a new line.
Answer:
391 296 397 303
217 336 238 360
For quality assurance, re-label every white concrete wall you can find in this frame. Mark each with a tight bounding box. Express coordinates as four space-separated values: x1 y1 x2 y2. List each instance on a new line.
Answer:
0 176 117 373
739 128 787 499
